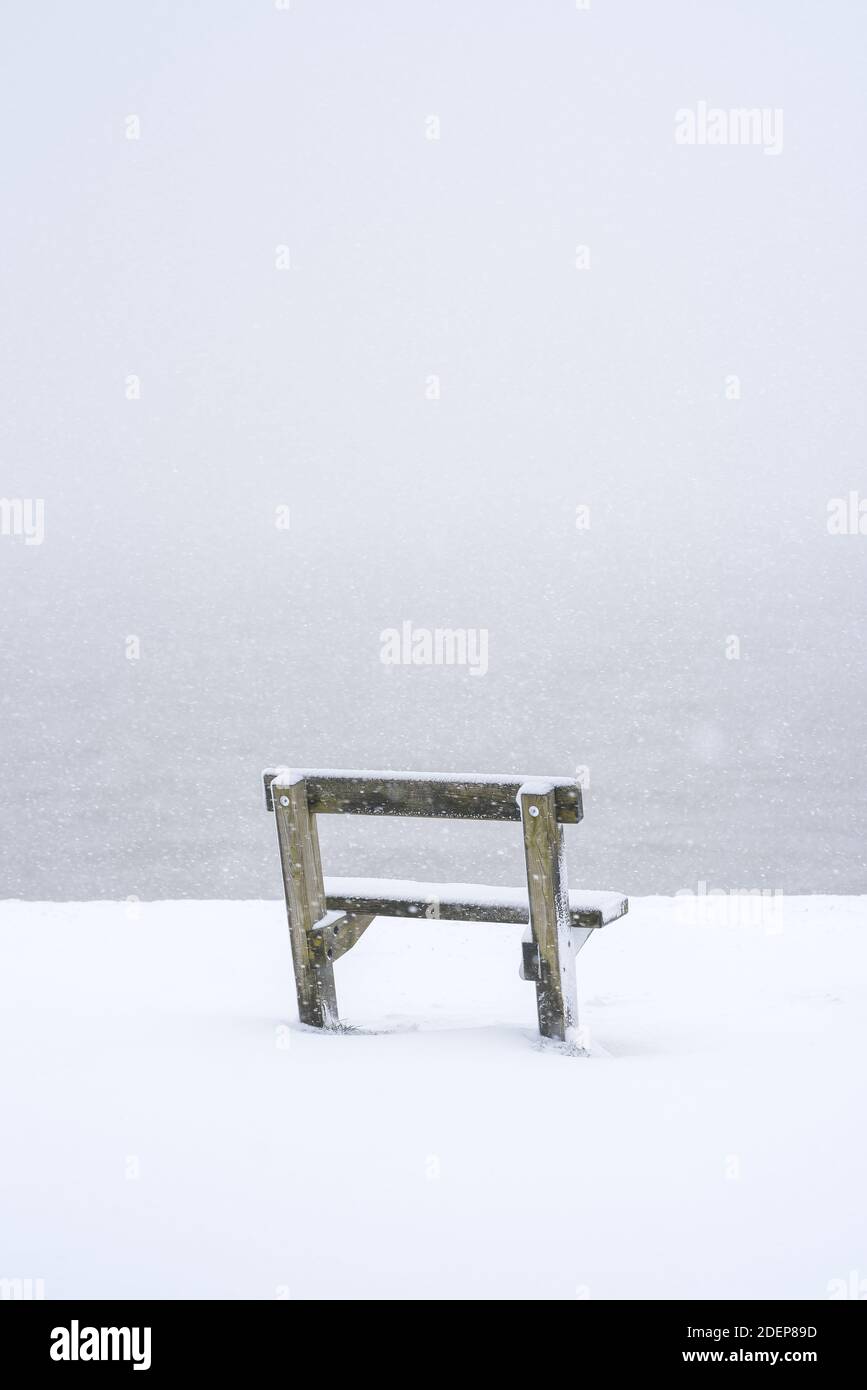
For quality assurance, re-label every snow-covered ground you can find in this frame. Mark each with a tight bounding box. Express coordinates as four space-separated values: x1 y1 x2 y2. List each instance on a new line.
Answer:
1 896 864 1300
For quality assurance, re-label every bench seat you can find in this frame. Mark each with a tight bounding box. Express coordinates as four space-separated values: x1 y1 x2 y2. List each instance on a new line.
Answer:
324 876 628 930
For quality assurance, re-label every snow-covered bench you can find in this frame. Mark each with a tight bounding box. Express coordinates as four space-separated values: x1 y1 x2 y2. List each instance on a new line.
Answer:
263 768 628 1046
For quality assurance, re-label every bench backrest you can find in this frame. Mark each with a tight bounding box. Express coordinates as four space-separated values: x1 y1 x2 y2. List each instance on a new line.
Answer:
263 768 583 824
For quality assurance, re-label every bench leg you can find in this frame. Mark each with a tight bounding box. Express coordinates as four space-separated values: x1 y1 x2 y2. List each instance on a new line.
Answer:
519 784 578 1044
272 777 338 1028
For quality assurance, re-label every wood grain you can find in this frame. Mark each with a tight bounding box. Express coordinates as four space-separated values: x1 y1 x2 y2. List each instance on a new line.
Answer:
519 785 578 1043
264 769 582 823
272 778 337 1028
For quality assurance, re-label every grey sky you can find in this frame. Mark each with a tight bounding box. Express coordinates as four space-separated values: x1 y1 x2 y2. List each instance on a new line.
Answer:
1 1 865 897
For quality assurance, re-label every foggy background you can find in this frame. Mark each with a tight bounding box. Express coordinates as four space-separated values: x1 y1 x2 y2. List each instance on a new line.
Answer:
2 0 865 899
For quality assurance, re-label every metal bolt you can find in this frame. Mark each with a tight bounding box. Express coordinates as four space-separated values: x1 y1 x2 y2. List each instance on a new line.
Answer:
279 795 290 806
529 804 539 817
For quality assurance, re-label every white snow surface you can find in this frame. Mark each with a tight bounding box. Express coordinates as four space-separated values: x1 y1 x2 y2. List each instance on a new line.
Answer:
1 896 864 1300
266 768 578 786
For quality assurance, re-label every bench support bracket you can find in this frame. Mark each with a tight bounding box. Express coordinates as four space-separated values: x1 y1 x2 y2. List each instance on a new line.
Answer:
310 912 376 965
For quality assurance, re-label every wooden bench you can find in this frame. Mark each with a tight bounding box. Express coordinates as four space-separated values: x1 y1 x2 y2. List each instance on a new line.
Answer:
263 768 628 1046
